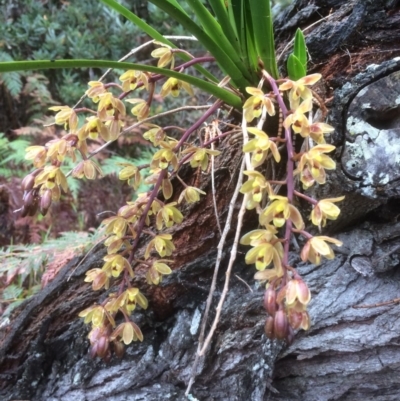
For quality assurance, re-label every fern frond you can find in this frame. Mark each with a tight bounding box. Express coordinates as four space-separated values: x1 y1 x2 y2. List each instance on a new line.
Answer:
0 51 13 62
1 71 23 98
0 227 105 313
0 133 30 177
2 284 23 300
2 138 31 165
100 155 137 176
66 175 82 201
101 151 154 175
0 51 23 98
0 167 16 178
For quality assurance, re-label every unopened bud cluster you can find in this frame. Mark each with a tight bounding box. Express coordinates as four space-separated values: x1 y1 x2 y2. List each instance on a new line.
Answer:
263 275 310 342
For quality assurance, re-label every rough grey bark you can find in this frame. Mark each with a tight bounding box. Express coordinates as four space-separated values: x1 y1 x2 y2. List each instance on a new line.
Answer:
2 1 400 400
271 222 400 401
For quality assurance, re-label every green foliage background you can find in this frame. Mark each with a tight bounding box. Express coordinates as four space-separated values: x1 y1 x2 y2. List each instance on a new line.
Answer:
0 0 292 104
0 0 146 105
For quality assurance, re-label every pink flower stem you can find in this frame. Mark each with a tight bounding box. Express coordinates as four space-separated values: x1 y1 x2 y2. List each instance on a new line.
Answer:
264 71 295 276
163 126 186 132
282 126 294 270
291 228 313 239
74 107 97 114
177 56 215 70
174 100 223 150
127 101 221 265
294 190 317 205
150 57 216 83
104 83 123 90
127 169 167 264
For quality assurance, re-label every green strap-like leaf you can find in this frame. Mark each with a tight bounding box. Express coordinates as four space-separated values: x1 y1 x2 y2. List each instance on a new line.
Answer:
148 0 251 90
248 0 279 78
293 28 307 74
224 0 251 76
287 54 306 81
100 0 217 83
185 0 251 81
0 59 242 109
226 0 240 39
207 0 241 54
242 2 259 79
155 0 188 15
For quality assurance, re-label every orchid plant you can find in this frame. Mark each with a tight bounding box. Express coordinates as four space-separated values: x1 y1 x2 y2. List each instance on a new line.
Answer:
0 0 343 360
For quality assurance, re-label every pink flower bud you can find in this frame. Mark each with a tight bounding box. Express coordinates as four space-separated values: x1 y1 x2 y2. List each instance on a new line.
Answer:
264 316 275 339
96 335 109 358
286 277 311 306
274 309 288 340
296 279 311 305
21 174 36 192
23 190 35 206
263 287 277 316
288 311 303 330
23 193 39 217
20 204 30 218
113 340 125 358
300 312 311 330
90 343 98 359
40 189 52 216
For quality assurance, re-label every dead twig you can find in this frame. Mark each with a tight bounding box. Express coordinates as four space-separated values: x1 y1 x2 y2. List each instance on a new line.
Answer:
210 120 222 236
234 274 253 293
185 156 246 396
353 298 400 309
67 234 106 281
197 190 249 358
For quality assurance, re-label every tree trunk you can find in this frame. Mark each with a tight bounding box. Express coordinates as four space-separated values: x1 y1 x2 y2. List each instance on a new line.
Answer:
2 1 400 400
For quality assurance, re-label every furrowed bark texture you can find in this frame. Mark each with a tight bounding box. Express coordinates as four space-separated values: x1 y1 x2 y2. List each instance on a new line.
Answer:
2 1 400 400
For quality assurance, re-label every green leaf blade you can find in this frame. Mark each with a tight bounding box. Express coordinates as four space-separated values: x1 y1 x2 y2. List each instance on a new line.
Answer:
287 54 306 81
293 28 307 73
1 72 23 97
205 0 241 54
100 0 217 83
149 0 251 88
248 0 279 79
0 59 242 109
